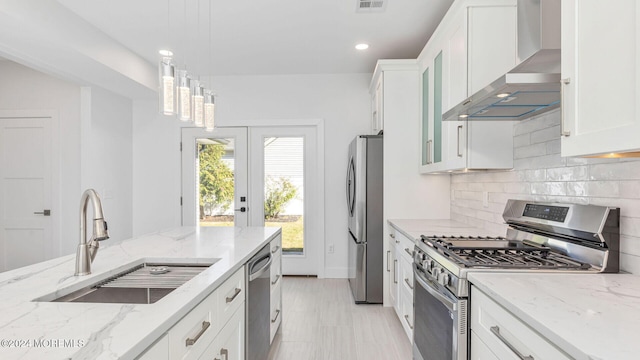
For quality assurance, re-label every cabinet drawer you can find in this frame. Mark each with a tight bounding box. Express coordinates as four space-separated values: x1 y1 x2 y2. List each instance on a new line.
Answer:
168 291 217 360
217 267 245 328
471 286 571 360
390 227 416 263
199 306 245 360
399 255 414 298
270 281 282 344
399 289 414 341
270 253 282 291
270 236 282 257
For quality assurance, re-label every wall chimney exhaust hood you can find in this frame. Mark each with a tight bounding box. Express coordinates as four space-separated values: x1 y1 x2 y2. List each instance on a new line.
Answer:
443 0 561 121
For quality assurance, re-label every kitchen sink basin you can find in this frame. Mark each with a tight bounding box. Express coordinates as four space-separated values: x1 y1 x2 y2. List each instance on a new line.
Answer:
38 260 219 304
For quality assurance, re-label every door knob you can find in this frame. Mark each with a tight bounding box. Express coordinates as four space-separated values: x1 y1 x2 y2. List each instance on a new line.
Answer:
234 207 247 212
34 210 51 216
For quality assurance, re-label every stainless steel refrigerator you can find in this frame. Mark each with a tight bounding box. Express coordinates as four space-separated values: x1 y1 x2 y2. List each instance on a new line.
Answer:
346 135 383 304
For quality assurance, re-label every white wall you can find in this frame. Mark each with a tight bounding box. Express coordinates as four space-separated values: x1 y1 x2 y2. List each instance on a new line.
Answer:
80 87 133 250
0 60 133 258
451 109 640 275
132 73 371 277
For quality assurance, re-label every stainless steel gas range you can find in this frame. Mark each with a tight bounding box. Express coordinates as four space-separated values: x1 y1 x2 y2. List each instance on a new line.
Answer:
412 199 620 360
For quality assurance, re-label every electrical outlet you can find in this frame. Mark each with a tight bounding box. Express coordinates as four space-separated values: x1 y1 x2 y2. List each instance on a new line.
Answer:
328 244 335 253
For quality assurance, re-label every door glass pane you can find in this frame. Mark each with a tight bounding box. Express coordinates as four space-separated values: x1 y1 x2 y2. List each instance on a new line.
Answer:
264 137 304 255
198 138 235 226
422 67 430 165
434 51 443 163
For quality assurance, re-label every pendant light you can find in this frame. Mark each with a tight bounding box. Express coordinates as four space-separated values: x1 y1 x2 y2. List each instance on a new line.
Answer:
158 56 176 115
192 80 205 127
204 90 215 131
176 69 192 121
158 0 175 116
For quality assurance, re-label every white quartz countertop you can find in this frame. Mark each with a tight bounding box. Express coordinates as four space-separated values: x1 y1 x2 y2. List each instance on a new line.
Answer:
469 272 640 360
0 226 280 360
388 219 499 241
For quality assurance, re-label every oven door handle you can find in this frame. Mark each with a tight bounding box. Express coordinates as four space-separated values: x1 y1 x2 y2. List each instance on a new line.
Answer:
414 265 456 312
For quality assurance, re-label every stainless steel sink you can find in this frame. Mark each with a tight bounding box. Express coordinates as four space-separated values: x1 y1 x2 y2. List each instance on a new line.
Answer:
41 261 218 304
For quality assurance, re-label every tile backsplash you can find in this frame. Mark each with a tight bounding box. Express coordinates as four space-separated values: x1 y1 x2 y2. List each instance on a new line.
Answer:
451 109 640 274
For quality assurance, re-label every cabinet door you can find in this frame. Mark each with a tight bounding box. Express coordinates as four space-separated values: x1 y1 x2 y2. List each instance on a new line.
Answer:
387 236 399 313
442 14 468 171
421 67 431 166
561 0 640 156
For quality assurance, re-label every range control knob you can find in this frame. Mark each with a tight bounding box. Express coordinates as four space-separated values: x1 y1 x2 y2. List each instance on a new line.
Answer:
438 273 450 286
425 259 433 270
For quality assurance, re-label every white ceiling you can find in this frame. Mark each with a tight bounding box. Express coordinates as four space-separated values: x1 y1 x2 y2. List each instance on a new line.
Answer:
56 0 454 76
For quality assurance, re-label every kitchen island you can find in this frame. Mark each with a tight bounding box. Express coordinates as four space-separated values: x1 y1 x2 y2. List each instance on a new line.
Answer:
0 226 280 360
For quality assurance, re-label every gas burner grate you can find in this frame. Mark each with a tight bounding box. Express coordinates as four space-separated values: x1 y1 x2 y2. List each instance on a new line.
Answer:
421 235 592 270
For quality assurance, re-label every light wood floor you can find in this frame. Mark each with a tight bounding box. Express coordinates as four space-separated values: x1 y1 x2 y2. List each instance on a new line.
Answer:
267 276 412 360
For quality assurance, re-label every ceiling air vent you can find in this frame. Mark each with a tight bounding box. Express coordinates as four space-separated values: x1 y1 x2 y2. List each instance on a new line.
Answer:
356 0 386 13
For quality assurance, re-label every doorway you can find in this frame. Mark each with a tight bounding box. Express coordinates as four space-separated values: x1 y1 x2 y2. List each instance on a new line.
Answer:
249 126 320 276
0 115 55 272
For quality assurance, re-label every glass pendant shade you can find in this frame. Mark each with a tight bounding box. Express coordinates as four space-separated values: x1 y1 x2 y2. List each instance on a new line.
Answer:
176 70 192 122
158 57 175 115
192 81 205 127
204 91 215 131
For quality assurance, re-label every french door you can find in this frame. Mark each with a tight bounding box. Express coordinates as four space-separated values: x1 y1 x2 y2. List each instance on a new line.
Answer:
181 125 321 276
181 127 248 227
249 126 319 276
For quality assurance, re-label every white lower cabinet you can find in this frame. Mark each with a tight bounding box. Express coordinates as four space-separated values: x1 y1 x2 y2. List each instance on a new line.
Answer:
136 266 246 360
388 225 414 341
269 235 283 343
470 286 571 360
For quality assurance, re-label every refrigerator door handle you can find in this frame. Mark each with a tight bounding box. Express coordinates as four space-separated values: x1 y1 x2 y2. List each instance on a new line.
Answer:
346 157 356 215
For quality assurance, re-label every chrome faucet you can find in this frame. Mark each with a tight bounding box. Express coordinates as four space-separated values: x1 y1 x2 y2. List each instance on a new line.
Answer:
75 189 109 276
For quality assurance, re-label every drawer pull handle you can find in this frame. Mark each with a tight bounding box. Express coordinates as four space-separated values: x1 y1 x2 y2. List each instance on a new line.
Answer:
404 314 414 330
271 245 280 254
220 348 229 360
404 277 414 290
404 248 413 257
393 260 398 284
271 309 281 323
185 321 210 346
387 251 391 272
226 288 242 303
490 326 534 360
390 233 395 238
271 274 281 285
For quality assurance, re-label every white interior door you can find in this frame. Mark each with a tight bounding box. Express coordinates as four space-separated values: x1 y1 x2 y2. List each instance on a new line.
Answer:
0 117 53 272
181 127 248 227
249 126 320 275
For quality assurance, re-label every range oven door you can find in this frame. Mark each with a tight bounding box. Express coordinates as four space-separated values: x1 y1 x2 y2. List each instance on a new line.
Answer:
413 264 467 360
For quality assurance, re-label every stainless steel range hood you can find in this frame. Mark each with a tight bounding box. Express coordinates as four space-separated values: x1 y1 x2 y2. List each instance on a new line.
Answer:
443 0 561 121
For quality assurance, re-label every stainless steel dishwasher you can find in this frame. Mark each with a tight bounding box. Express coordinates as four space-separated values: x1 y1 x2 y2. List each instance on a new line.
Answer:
246 243 272 360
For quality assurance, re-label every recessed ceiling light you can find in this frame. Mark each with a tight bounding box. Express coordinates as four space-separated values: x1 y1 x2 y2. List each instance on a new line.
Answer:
159 49 173 57
496 93 511 98
355 43 369 50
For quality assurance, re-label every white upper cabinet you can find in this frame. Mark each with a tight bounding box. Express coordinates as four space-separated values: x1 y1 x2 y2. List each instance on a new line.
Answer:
561 0 640 157
420 0 516 173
